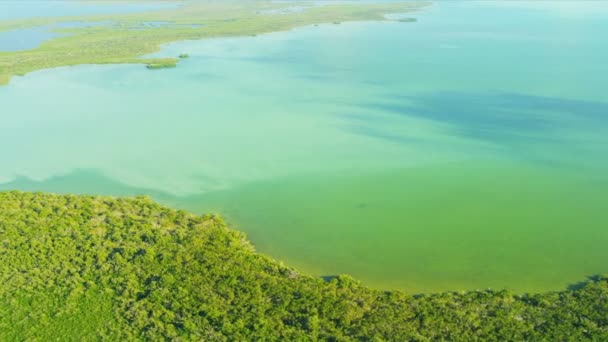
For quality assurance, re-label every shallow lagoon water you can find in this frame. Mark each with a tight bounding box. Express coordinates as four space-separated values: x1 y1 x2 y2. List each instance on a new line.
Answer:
0 1 178 20
0 21 115 52
0 1 178 51
0 27 65 51
1 1 607 292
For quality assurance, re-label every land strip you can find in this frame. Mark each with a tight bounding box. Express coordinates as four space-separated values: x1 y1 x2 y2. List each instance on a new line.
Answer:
0 0 429 85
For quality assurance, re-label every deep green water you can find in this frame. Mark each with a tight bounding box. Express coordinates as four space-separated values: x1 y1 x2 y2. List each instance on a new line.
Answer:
1 1 607 292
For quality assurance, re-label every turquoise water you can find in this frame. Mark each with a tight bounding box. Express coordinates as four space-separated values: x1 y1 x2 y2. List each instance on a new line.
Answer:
0 1 178 51
0 1 178 20
0 20 202 52
0 22 112 52
1 1 607 292
0 26 65 51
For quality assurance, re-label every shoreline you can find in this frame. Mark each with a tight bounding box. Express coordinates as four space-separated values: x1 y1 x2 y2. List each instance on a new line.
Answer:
0 189 604 297
0 0 430 85
1 190 606 339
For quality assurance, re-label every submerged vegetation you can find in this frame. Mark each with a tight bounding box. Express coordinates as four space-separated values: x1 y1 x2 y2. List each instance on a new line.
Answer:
0 191 606 340
0 1 427 85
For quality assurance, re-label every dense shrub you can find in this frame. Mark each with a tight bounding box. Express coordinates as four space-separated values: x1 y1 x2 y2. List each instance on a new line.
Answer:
0 192 606 340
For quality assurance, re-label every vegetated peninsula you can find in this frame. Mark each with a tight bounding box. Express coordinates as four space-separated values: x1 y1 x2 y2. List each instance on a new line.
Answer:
0 1 428 85
146 62 177 69
0 192 606 340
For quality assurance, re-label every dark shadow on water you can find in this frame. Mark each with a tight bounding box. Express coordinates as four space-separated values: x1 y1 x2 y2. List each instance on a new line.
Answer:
566 274 605 291
0 170 230 218
358 92 608 143
0 169 173 201
335 91 608 166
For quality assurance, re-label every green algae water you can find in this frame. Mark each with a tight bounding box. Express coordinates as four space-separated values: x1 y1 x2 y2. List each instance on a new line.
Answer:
1 1 607 293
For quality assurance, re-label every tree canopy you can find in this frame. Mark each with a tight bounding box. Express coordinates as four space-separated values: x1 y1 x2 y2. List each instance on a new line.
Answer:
0 191 606 341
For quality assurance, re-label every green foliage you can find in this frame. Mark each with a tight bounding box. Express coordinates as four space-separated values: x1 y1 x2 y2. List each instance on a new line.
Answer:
178 53 190 59
146 62 177 70
0 191 606 340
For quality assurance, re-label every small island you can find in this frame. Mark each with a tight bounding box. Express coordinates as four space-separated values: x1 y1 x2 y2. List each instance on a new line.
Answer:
146 62 177 70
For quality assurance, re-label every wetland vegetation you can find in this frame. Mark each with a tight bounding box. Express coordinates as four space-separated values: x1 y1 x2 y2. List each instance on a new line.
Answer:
146 62 177 69
0 0 427 85
0 192 606 341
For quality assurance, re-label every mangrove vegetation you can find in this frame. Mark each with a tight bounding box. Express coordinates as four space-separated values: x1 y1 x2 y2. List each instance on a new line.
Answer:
0 191 606 341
